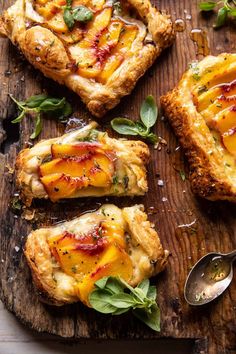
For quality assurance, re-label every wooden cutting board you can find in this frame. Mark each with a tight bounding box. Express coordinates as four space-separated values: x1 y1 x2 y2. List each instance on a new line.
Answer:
0 1 235 353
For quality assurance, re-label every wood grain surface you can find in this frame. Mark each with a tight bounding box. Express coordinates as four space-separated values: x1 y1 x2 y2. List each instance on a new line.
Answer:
0 1 235 353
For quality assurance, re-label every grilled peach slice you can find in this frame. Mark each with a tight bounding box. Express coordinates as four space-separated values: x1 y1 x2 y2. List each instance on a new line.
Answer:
97 24 138 83
51 142 104 158
41 173 89 201
77 244 133 305
222 130 236 155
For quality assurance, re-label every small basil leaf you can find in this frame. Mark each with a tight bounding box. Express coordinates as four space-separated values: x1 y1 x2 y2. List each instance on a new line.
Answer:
133 305 161 332
109 293 135 309
11 109 25 123
214 7 228 28
72 6 93 22
137 279 150 297
89 289 117 314
30 114 43 139
140 95 158 130
61 101 73 117
147 132 158 144
111 118 139 136
105 277 125 294
25 94 48 108
95 277 109 290
199 1 216 11
39 97 66 111
64 8 75 30
112 308 130 316
147 285 157 300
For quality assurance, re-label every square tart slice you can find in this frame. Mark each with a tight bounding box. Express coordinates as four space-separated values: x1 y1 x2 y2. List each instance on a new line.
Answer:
0 0 175 117
24 204 169 306
161 53 236 202
16 121 150 205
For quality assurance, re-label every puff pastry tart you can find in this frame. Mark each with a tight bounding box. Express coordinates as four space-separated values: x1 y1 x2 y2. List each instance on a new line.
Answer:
16 121 150 204
161 53 236 202
24 204 169 305
0 0 174 117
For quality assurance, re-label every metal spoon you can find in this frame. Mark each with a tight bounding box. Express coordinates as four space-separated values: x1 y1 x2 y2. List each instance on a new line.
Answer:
184 250 236 306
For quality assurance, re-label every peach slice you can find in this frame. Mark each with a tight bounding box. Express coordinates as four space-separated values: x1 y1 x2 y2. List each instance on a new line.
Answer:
51 142 103 158
41 173 89 201
222 130 236 156
40 154 114 179
201 95 236 122
214 107 236 134
76 244 133 305
97 24 138 83
101 221 126 249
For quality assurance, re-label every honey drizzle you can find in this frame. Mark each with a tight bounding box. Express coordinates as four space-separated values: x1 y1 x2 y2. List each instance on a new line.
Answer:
190 28 210 56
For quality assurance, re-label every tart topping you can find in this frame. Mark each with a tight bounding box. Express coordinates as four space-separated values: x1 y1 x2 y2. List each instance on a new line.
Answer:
39 142 116 201
33 0 140 82
48 221 133 304
192 59 236 156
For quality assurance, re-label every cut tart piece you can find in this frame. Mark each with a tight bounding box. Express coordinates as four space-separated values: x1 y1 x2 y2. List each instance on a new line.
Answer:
0 0 175 117
161 53 236 202
24 204 169 306
16 121 150 205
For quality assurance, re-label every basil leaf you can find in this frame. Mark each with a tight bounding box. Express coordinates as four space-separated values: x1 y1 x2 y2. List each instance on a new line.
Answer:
95 277 109 290
147 285 157 300
30 114 43 139
133 305 161 332
111 118 139 135
109 293 135 309
89 289 117 314
140 95 158 130
63 8 75 30
11 109 25 123
147 132 158 144
39 97 66 112
199 1 216 11
228 8 236 17
66 0 72 6
25 94 48 108
214 7 228 28
105 277 125 294
112 308 130 316
61 101 73 117
137 279 150 297
72 6 93 22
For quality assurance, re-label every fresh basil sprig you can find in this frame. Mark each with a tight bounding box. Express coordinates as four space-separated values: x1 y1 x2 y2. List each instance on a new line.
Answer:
89 276 161 331
63 0 93 30
10 94 72 139
199 0 236 28
111 95 158 144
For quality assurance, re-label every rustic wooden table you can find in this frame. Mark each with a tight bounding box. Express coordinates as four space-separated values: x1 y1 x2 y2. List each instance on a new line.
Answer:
0 1 235 354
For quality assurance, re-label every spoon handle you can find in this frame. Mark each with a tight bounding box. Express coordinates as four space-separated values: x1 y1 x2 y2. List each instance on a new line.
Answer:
226 250 236 262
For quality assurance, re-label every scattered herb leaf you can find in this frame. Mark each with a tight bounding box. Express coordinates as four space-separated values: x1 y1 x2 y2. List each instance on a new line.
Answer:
199 0 236 28
89 276 160 331
10 94 72 139
111 96 158 144
63 1 93 30
179 170 186 181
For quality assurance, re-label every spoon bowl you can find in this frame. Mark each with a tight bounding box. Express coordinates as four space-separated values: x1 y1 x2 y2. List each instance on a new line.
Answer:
184 250 236 306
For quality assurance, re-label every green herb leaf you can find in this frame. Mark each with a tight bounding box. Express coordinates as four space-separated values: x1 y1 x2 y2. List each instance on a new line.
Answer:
89 289 117 314
228 8 236 16
133 305 160 331
147 132 158 144
39 97 66 112
25 94 48 108
30 114 43 139
179 170 186 181
90 276 161 332
11 109 26 123
63 8 75 30
199 1 216 11
140 95 158 130
137 279 150 297
111 118 139 136
214 6 228 28
72 6 93 22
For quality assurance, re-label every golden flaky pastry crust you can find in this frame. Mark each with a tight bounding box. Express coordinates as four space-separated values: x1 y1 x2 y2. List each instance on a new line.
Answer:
161 53 236 202
24 204 169 306
16 122 150 205
0 0 175 117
